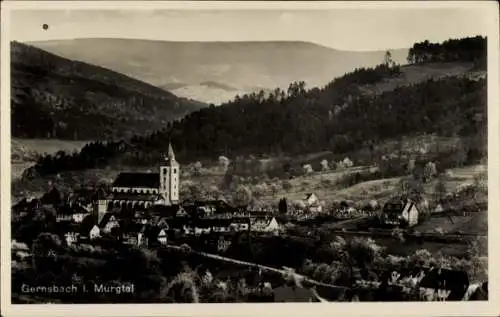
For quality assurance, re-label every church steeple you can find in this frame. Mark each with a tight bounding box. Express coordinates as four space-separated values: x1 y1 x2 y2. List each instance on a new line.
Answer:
167 142 175 161
159 142 180 205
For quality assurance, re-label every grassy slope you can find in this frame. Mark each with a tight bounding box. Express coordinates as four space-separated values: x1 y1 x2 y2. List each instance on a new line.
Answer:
358 62 477 95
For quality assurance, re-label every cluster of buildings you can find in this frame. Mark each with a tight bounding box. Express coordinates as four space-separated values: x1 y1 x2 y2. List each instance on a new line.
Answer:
13 142 433 253
13 144 283 249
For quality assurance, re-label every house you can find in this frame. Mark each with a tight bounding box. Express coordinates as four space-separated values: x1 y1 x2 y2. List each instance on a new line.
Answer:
65 232 79 246
251 217 281 233
148 204 179 219
304 193 319 206
113 221 148 246
157 228 168 245
217 236 232 252
52 221 79 245
381 197 419 228
12 198 42 216
70 205 91 223
89 225 100 240
156 217 170 229
176 206 189 217
56 206 74 222
211 221 231 233
434 204 444 213
418 267 469 301
308 202 323 213
229 218 250 231
12 240 30 252
99 213 120 234
304 193 322 213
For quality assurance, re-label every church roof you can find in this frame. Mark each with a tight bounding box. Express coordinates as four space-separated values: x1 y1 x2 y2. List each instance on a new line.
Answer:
112 172 160 189
108 192 162 201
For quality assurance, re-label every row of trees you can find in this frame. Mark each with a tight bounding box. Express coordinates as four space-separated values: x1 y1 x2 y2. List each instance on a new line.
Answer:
406 36 486 68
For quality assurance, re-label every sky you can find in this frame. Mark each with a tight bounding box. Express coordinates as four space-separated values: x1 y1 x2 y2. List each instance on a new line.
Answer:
9 6 491 51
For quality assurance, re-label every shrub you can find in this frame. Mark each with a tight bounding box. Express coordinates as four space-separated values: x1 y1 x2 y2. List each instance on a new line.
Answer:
320 159 329 171
302 164 314 174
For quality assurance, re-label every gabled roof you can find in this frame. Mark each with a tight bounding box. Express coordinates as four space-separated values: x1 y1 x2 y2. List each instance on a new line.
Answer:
305 193 316 200
112 172 160 189
231 217 250 224
148 204 179 217
54 221 80 235
108 192 161 201
118 220 145 235
143 226 163 240
191 218 232 228
98 213 118 228
383 197 413 214
251 217 272 226
79 217 97 234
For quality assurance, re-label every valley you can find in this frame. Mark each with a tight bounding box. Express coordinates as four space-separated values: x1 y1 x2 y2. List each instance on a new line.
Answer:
10 35 489 304
28 38 408 104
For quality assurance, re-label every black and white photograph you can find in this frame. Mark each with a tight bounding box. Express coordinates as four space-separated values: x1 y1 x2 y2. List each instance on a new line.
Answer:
1 1 498 316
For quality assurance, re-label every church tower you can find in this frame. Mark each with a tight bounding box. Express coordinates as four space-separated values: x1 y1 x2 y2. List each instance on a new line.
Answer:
159 143 180 205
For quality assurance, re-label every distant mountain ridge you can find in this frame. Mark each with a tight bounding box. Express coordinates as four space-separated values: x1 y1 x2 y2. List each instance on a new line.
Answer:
28 38 409 104
11 41 205 140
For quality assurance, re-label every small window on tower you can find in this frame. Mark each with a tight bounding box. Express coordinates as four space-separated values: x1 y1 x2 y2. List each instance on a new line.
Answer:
163 168 167 175
173 169 177 174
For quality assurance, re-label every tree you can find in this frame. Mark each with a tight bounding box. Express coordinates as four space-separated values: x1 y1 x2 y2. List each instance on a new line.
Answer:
423 162 437 183
453 142 468 168
320 159 329 171
434 177 447 203
406 159 416 175
218 156 230 172
32 232 62 271
303 164 314 174
278 197 288 214
384 50 393 66
232 185 252 207
193 161 203 176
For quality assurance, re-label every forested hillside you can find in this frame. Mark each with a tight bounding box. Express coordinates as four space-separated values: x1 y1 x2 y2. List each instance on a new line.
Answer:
26 36 487 179
407 36 486 67
11 42 205 140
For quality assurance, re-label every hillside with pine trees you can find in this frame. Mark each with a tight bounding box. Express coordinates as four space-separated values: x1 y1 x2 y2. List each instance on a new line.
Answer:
11 41 205 141
24 36 487 179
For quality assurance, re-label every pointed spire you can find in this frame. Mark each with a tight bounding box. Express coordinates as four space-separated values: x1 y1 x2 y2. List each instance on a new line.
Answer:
167 142 175 160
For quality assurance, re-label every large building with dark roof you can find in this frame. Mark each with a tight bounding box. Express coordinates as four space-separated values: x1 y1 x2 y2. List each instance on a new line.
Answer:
93 143 180 223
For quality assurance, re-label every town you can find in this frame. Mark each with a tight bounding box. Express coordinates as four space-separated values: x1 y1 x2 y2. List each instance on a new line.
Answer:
6 7 489 306
11 141 488 303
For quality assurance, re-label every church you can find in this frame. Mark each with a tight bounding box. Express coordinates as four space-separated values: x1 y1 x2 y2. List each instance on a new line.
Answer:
93 143 180 222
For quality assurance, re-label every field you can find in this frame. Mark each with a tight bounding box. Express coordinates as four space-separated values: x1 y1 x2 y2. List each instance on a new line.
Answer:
257 164 485 206
358 62 479 95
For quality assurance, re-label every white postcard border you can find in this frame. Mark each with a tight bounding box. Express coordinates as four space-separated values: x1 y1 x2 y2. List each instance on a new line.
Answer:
1 1 499 317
